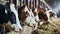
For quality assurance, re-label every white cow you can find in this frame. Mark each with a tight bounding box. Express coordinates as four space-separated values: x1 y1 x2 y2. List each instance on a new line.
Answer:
21 6 37 34
10 3 22 31
45 10 51 22
45 10 57 22
24 6 37 27
33 8 44 25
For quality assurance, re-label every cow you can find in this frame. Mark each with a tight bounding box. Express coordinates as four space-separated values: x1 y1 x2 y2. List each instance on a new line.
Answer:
0 1 12 34
0 3 12 34
32 6 57 26
45 10 57 22
5 1 22 31
32 8 40 22
18 5 37 27
18 5 38 34
10 3 22 31
32 6 48 26
0 0 22 34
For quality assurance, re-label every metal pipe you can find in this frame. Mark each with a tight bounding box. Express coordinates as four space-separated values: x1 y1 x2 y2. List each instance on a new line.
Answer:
26 0 28 6
20 0 21 6
36 0 38 8
30 0 32 9
23 0 25 5
40 0 52 10
33 0 35 8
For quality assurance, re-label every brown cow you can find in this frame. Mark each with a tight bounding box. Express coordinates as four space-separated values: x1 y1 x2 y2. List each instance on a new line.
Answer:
18 5 38 34
18 5 29 22
32 6 48 25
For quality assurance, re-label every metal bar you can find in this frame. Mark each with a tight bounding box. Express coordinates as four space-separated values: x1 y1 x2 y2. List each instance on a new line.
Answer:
23 0 26 5
43 1 52 10
36 0 38 8
38 0 40 6
33 0 35 8
40 0 52 10
35 0 36 8
30 0 32 9
26 0 28 6
34 0 38 8
22 0 23 6
11 0 12 4
23 0 25 5
20 0 21 6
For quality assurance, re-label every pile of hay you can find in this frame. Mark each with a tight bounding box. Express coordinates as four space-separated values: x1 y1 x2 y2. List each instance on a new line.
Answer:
32 18 60 34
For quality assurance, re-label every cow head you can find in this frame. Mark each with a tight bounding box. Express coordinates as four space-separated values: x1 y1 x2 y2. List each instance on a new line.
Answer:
18 5 30 22
45 10 57 23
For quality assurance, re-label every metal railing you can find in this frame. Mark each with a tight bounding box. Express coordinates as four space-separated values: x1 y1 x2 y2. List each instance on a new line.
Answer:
19 0 51 10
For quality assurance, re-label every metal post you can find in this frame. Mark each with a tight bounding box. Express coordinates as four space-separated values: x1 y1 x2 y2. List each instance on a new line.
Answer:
11 0 12 4
40 0 42 7
38 0 40 6
17 0 18 10
33 0 35 8
30 0 32 9
20 0 21 6
26 0 28 6
35 0 36 8
22 0 23 6
23 0 26 5
41 0 43 8
40 0 52 10
36 0 38 8
16 0 18 6
20 0 23 6
35 0 37 8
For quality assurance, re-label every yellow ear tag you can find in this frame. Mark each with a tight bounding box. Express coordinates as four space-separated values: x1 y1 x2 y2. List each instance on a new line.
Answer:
5 9 7 14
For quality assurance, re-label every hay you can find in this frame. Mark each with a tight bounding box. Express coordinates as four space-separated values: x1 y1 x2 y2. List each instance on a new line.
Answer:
32 18 60 34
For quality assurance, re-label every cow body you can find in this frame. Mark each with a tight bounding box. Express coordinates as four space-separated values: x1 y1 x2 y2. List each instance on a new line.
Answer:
0 3 22 34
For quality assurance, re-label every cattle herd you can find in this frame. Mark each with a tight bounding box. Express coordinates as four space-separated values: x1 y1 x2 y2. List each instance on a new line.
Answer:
0 0 57 34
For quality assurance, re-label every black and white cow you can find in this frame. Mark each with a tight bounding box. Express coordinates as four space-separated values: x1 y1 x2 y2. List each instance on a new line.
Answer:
0 0 22 32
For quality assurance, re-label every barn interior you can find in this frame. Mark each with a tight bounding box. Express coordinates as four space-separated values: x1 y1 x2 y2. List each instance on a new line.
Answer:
0 0 60 34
